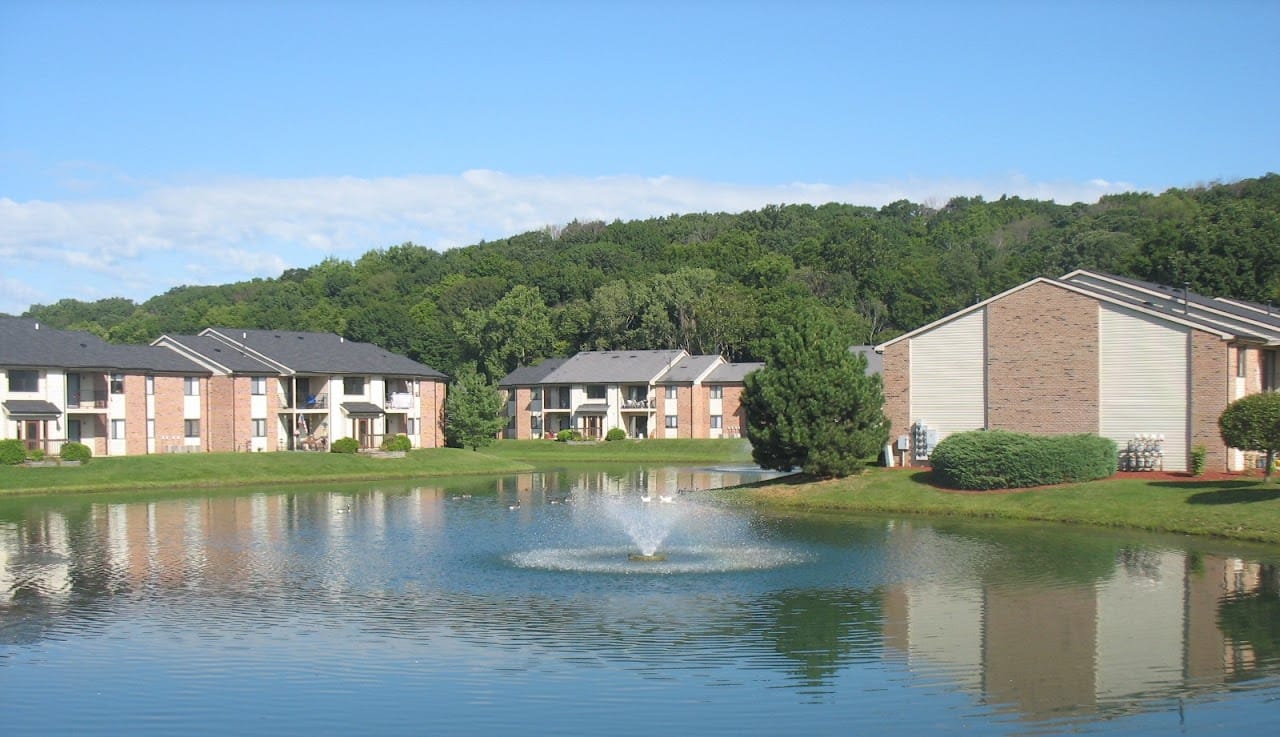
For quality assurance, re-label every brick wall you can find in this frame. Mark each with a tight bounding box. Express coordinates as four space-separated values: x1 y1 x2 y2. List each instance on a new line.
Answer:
420 379 446 448
206 376 244 452
986 282 1100 435
124 374 148 455
690 385 710 438
721 385 746 438
881 342 911 459
154 376 186 453
1191 333 1231 472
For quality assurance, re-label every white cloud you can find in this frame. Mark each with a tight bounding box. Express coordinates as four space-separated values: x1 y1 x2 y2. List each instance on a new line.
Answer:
0 171 1141 312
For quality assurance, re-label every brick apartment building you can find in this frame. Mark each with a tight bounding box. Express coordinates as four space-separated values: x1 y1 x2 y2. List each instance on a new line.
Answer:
875 270 1280 472
499 350 761 440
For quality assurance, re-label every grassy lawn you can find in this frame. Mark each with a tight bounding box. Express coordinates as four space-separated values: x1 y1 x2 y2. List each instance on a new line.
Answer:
484 438 754 464
727 469 1280 545
0 448 533 496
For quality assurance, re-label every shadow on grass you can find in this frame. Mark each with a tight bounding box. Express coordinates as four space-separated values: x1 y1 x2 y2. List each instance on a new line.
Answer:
1185 485 1280 505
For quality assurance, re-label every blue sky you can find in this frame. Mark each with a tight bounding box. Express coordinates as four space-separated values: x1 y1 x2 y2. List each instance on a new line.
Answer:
2 0 1277 315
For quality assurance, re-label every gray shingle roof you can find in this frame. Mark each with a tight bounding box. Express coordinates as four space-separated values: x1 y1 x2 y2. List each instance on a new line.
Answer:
849 346 883 376
159 335 281 374
2 399 63 419
0 318 210 373
541 350 687 384
705 362 764 383
655 355 722 384
498 358 569 388
201 328 447 378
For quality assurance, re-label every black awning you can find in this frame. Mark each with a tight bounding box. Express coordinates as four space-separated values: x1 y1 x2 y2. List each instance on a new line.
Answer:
575 403 609 414
2 400 62 420
341 401 385 418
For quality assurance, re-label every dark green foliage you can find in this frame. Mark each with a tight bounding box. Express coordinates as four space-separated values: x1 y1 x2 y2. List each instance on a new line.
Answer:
26 448 45 461
0 439 26 465
330 437 360 454
58 441 92 463
1219 392 1280 481
605 428 626 442
443 368 507 450
16 175 1280 379
380 434 412 452
929 430 1118 490
556 429 584 442
742 307 889 478
1191 445 1208 476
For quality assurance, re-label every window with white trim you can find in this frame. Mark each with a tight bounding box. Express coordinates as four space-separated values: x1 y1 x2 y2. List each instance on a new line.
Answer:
184 377 200 396
665 386 677 400
710 385 723 399
184 419 200 439
252 418 267 437
251 376 266 395
6 370 37 393
111 419 126 440
710 415 722 429
665 415 677 429
110 373 125 394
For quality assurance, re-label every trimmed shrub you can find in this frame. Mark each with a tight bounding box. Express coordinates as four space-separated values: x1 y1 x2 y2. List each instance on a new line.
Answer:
555 429 583 442
605 428 626 442
1190 445 1207 476
26 448 45 462
330 437 360 454
380 434 412 452
0 439 25 466
929 430 1117 490
59 441 92 464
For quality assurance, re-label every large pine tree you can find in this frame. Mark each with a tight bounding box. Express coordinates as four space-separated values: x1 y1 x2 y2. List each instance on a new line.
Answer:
443 367 508 451
742 307 889 478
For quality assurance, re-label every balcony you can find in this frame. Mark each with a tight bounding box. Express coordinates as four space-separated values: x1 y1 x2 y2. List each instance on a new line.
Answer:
621 398 656 411
66 392 108 410
385 392 413 410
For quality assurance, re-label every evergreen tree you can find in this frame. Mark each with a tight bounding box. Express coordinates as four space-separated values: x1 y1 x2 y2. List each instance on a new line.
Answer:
742 307 889 478
443 367 507 451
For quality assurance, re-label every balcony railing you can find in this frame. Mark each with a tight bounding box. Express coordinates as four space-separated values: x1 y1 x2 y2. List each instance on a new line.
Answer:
621 399 656 410
66 393 108 409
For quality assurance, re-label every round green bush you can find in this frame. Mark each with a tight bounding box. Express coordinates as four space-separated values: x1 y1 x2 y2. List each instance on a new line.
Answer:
0 439 26 465
929 429 1117 490
555 429 583 442
605 428 626 442
26 448 45 462
330 437 360 454
59 441 92 463
380 434 412 452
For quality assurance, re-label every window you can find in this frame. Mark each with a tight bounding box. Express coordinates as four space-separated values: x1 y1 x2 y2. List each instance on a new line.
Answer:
344 376 365 395
184 419 200 439
710 385 723 399
110 373 125 394
530 387 542 402
1238 347 1248 378
252 418 266 437
111 419 126 440
7 369 38 393
407 418 418 436
710 415 723 429
146 375 155 395
530 415 543 431
586 385 606 400
147 419 155 439
251 376 266 395
665 386 677 400
184 376 200 396
665 415 678 429
1266 351 1279 392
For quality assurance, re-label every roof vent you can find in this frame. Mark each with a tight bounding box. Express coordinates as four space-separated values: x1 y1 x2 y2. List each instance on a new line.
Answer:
34 322 39 330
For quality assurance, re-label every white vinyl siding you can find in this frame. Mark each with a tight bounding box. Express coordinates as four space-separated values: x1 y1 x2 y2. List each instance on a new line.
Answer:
909 309 986 444
1099 305 1189 471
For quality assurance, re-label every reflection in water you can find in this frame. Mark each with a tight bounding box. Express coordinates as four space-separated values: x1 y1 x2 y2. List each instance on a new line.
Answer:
1 467 1279 736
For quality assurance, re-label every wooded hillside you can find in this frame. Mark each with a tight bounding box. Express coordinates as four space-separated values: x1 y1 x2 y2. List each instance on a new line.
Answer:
21 174 1280 381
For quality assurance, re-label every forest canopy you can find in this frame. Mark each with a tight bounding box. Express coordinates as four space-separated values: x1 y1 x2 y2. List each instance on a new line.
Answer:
17 174 1280 382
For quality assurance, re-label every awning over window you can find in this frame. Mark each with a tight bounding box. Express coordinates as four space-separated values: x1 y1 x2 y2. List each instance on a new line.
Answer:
575 403 609 414
2 400 62 420
341 401 384 418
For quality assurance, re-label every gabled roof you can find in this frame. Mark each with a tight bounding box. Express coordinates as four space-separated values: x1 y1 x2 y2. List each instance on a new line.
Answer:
705 362 764 383
498 358 569 388
199 328 447 379
154 334 281 374
0 318 210 374
541 350 688 384
656 354 722 384
875 270 1275 352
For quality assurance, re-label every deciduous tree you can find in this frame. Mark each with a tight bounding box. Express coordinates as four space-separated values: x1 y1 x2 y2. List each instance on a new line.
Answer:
1219 392 1280 481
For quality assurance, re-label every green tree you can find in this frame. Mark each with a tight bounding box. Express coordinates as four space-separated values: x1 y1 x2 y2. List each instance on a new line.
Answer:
443 367 507 451
457 285 560 381
1219 391 1280 481
742 307 889 478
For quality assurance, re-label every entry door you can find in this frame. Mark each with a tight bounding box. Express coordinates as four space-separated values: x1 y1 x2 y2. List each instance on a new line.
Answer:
67 373 81 406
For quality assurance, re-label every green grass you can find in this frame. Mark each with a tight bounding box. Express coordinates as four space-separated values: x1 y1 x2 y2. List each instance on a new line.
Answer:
0 448 533 496
484 438 754 464
726 469 1280 544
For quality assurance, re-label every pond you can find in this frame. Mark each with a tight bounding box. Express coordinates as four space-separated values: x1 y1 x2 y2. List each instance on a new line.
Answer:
2 465 1279 736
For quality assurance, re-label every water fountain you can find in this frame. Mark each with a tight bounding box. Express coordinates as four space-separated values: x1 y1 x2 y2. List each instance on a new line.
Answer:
507 492 805 574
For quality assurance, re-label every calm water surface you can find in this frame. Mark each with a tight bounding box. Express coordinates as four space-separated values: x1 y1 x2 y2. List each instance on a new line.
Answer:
2 465 1279 736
